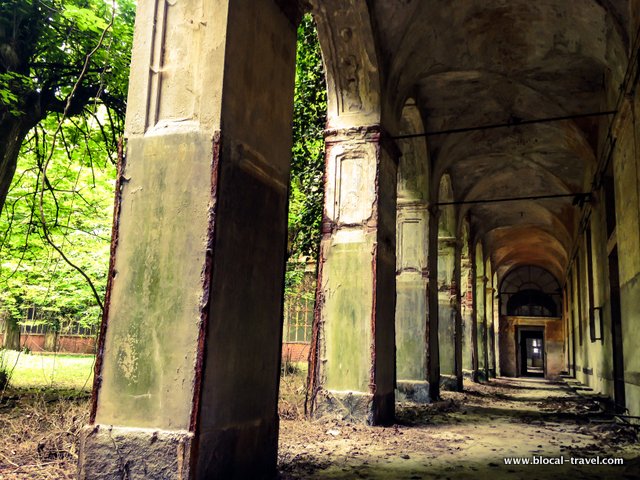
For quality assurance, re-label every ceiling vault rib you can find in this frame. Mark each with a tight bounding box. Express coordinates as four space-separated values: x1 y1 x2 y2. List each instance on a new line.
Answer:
436 192 592 207
391 110 617 140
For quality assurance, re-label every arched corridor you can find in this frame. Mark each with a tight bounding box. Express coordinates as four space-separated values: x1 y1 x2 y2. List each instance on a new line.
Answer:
77 0 640 478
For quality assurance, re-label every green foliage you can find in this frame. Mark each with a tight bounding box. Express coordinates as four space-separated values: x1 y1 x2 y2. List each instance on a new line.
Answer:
2 351 94 390
0 0 134 332
288 14 327 262
0 0 135 115
0 113 115 330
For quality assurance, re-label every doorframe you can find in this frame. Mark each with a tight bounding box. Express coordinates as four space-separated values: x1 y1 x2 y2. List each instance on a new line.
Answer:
516 326 546 377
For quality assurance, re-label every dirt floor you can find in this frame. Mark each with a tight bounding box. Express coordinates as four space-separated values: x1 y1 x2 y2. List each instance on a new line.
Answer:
0 389 88 479
0 375 638 479
278 377 640 479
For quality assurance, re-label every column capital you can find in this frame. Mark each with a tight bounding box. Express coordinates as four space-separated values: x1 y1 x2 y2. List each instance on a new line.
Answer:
324 125 400 162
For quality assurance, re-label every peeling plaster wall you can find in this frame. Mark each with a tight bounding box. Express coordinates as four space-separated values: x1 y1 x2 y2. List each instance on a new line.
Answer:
566 52 640 417
568 206 615 401
611 92 640 416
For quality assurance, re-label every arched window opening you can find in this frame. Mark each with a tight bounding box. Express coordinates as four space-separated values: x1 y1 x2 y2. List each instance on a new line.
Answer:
507 289 558 317
500 266 561 317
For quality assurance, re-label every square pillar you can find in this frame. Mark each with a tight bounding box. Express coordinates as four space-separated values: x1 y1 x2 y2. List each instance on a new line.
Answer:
78 1 299 478
438 236 457 389
427 206 441 400
394 131 429 403
308 126 398 425
395 203 429 402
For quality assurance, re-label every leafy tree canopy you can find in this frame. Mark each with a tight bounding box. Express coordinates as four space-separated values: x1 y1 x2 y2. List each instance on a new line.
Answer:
0 113 115 332
0 0 134 215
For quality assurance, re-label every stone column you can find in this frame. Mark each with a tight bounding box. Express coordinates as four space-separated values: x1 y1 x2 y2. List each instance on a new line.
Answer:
460 240 474 377
453 239 464 391
438 235 457 389
475 250 487 381
470 245 480 382
483 273 491 381
485 265 495 379
491 278 499 377
395 201 429 402
78 1 298 478
395 120 429 403
427 205 441 400
308 126 398 425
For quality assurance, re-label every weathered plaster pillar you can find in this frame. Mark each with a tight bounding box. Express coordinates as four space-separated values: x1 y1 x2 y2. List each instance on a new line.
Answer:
483 271 491 380
395 128 429 402
395 202 429 402
485 269 496 378
308 126 398 425
475 245 487 381
427 205 441 400
453 239 464 390
78 1 298 478
438 235 457 389
460 235 474 377
469 244 480 382
491 276 500 377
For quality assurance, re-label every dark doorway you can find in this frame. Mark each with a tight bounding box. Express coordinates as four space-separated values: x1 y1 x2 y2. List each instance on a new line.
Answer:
518 328 545 377
608 247 626 413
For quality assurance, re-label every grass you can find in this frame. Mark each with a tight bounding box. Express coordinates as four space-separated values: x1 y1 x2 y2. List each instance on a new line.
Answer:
0 351 308 478
0 351 93 478
2 351 95 391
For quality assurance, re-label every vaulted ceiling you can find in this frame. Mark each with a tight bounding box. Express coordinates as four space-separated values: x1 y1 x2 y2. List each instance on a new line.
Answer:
369 0 636 281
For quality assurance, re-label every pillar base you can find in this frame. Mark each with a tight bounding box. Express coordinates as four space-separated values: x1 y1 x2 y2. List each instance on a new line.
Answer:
396 380 430 403
78 425 193 479
440 374 461 391
312 390 394 425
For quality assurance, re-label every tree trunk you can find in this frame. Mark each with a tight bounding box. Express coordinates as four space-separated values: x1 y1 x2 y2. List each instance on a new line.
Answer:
44 329 58 352
0 115 34 217
3 316 20 350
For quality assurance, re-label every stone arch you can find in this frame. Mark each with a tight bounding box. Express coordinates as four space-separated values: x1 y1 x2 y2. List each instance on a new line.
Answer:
310 0 383 128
